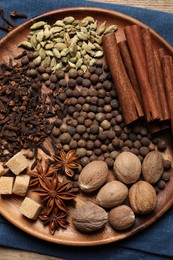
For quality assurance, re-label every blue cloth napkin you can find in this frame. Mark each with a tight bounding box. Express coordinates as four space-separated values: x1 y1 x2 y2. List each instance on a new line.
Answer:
0 0 173 259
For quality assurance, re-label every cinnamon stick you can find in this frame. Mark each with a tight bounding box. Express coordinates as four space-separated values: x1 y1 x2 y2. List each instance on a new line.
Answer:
154 50 170 120
102 33 144 125
161 55 173 133
158 48 166 60
142 28 162 120
118 40 142 103
124 25 160 122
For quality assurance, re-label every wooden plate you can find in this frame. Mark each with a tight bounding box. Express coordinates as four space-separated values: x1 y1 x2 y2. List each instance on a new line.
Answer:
0 7 173 246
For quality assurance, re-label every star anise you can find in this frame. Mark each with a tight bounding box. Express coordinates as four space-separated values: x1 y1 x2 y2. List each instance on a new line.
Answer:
51 149 79 177
39 207 69 235
34 172 76 214
28 159 55 188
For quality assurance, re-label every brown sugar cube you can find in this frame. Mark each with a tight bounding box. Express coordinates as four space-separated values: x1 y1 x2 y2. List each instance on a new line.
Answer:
0 165 6 176
19 197 42 220
13 175 30 196
0 176 14 195
6 152 29 175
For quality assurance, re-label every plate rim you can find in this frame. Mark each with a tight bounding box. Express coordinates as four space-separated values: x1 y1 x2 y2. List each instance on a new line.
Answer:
0 7 173 246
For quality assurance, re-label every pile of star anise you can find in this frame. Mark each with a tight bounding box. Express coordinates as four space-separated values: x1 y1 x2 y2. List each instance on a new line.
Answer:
28 149 80 235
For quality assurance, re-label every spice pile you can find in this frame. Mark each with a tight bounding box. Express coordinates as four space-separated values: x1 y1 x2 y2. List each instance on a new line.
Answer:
0 54 168 167
19 17 117 72
0 15 172 236
0 6 27 33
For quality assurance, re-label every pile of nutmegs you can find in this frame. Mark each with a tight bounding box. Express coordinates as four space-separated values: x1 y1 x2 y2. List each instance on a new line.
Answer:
72 151 171 233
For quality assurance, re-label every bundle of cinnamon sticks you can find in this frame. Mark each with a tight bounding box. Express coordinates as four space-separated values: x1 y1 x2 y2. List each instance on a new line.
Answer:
102 25 173 134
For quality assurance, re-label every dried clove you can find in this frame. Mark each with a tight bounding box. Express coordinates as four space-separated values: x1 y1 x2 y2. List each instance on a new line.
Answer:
10 11 27 19
3 17 15 28
0 24 11 32
38 143 51 156
0 6 5 25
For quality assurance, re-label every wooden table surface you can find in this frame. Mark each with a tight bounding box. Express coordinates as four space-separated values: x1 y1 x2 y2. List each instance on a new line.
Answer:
0 1 172 259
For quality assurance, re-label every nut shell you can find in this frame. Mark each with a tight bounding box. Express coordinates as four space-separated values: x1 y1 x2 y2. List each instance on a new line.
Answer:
78 160 108 193
72 202 108 232
129 181 157 214
113 152 141 184
96 180 128 208
142 151 164 183
109 205 135 231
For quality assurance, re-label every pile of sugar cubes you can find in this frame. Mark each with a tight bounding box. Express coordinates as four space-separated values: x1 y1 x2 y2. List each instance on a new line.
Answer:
0 152 42 220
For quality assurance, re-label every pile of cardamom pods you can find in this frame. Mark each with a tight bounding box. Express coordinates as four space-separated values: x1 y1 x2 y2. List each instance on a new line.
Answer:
19 16 117 71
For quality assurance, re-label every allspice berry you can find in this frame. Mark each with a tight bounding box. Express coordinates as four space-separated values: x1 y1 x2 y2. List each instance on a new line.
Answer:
100 120 111 130
109 205 135 231
59 133 71 144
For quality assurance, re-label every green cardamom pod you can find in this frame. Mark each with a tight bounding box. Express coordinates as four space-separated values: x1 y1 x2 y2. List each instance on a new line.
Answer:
81 64 87 72
45 43 54 49
33 56 41 65
39 48 46 59
54 43 67 51
94 42 103 51
104 25 118 34
87 41 96 49
52 48 61 59
45 50 54 56
43 27 51 39
30 35 37 49
97 21 106 35
94 50 103 58
36 30 44 42
50 57 57 68
68 61 76 68
51 26 64 34
89 58 96 66
77 31 88 41
18 41 32 49
30 21 46 30
53 62 63 72
61 48 69 57
89 21 97 30
54 20 65 27
42 56 51 67
63 16 75 24
81 16 95 24
76 58 83 69
35 43 41 51
64 32 71 46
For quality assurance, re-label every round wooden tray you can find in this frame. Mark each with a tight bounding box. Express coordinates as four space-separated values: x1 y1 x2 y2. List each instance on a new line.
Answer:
0 7 173 246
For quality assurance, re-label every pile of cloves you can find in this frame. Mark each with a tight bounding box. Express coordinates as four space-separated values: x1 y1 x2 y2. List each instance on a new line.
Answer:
0 59 56 165
0 6 27 33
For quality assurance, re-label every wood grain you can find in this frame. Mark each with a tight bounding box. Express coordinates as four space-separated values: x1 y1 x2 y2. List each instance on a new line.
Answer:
0 247 62 260
91 0 173 13
0 1 172 259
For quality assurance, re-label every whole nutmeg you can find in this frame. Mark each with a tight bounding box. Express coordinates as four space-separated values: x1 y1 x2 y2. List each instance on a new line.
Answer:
96 180 128 208
129 181 157 214
142 151 164 183
109 205 135 231
113 152 141 184
72 202 108 232
78 160 108 193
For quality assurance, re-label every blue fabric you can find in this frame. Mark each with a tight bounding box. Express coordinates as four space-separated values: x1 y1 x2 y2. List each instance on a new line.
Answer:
0 0 173 259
